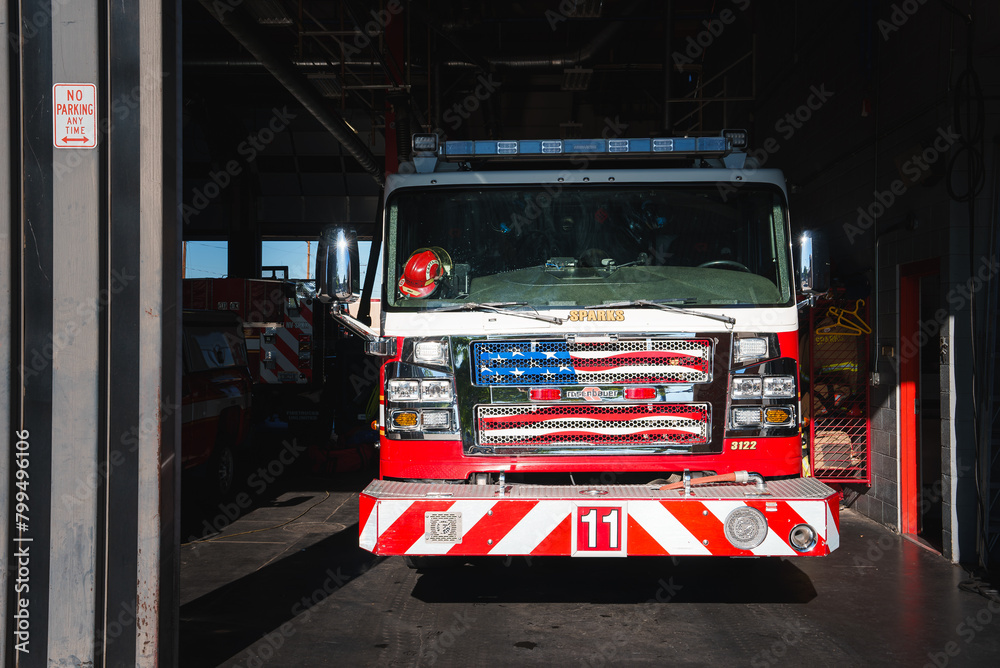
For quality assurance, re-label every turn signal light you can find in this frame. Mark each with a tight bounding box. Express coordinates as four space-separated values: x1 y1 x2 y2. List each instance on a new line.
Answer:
764 408 792 425
391 411 419 429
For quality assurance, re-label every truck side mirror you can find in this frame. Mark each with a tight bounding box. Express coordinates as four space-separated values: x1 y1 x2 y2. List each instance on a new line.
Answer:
798 230 829 295
316 226 360 304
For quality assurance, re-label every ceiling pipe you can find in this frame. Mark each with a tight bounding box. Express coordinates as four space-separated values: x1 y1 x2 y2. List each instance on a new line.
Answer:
196 0 384 186
184 59 389 69
441 0 644 70
663 0 673 133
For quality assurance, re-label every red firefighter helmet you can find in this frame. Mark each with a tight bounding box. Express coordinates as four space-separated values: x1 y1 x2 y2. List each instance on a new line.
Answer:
398 247 453 298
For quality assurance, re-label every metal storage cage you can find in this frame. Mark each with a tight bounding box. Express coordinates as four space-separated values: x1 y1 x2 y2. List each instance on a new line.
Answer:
807 298 872 484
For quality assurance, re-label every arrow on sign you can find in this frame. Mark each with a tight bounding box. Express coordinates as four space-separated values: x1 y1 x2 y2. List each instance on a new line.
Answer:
61 136 90 143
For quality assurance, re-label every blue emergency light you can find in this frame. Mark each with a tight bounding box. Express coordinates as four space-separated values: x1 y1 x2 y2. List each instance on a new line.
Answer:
410 131 740 159
409 130 748 172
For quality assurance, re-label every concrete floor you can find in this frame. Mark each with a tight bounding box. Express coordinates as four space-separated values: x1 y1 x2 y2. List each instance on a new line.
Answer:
180 464 1000 667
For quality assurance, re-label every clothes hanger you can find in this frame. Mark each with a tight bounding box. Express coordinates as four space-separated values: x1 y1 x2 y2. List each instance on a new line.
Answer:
826 299 871 334
815 320 864 336
815 304 864 336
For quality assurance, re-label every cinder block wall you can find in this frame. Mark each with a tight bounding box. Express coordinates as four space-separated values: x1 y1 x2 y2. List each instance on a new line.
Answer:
748 0 999 563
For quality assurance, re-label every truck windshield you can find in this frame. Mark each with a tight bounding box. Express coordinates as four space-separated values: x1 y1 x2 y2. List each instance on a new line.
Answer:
385 184 793 310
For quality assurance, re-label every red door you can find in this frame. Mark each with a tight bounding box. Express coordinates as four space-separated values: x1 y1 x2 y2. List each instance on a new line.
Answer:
899 259 942 549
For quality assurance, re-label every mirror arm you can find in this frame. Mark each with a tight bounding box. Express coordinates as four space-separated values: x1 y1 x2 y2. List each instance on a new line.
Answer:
330 308 379 340
328 308 397 357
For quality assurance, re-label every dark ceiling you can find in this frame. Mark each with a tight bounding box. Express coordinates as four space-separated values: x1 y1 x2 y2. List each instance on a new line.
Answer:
179 0 838 249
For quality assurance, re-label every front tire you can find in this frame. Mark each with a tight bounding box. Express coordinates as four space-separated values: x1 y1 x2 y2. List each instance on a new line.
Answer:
211 443 236 500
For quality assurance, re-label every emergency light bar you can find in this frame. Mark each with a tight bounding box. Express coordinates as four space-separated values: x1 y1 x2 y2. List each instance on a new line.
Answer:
410 130 746 162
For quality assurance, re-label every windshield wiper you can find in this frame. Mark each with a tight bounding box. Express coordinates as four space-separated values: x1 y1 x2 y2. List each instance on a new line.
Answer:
584 299 735 325
428 301 564 324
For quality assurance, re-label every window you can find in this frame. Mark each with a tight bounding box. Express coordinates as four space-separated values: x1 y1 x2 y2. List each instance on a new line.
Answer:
358 239 384 288
385 184 793 309
183 241 227 278
261 240 315 280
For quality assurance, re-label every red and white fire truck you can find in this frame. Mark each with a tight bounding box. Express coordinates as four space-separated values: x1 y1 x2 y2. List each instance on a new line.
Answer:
318 131 839 560
181 309 253 500
183 277 318 386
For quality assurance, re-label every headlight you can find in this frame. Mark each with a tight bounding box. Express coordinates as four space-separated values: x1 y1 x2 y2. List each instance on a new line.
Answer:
421 379 454 402
414 340 449 365
731 376 762 399
387 379 420 402
763 375 795 398
387 378 455 403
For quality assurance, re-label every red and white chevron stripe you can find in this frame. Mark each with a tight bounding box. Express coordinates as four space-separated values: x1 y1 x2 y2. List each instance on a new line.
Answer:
359 478 839 558
257 301 314 384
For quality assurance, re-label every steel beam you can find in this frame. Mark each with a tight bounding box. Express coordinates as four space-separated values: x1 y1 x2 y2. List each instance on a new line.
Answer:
1 0 179 664
197 0 385 186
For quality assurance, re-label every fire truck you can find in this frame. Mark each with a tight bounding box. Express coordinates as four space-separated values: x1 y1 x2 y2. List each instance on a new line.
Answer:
180 309 253 501
183 276 331 438
317 131 839 560
182 277 318 386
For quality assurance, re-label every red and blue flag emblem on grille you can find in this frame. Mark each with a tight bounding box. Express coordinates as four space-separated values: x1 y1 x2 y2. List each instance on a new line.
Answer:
472 339 712 386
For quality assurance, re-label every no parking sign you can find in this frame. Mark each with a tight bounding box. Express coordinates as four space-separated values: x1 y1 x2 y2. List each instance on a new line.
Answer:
53 83 97 149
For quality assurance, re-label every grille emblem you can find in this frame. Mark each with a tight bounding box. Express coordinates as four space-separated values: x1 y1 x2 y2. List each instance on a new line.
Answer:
565 387 619 401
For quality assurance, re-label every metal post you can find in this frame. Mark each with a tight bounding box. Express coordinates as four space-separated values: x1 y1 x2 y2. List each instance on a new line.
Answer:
0 0 12 659
1 0 179 664
9 1 58 664
49 1 100 661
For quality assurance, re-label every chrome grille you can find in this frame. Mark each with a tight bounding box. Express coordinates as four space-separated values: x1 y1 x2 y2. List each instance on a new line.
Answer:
476 403 710 447
472 339 712 385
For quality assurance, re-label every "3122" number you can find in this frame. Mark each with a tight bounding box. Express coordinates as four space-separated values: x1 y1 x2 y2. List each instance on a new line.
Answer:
731 440 757 450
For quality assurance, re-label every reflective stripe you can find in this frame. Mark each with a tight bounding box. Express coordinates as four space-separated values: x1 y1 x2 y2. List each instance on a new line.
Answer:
629 501 712 555
359 502 378 552
488 501 571 555
404 500 497 555
376 500 416 540
826 503 840 552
